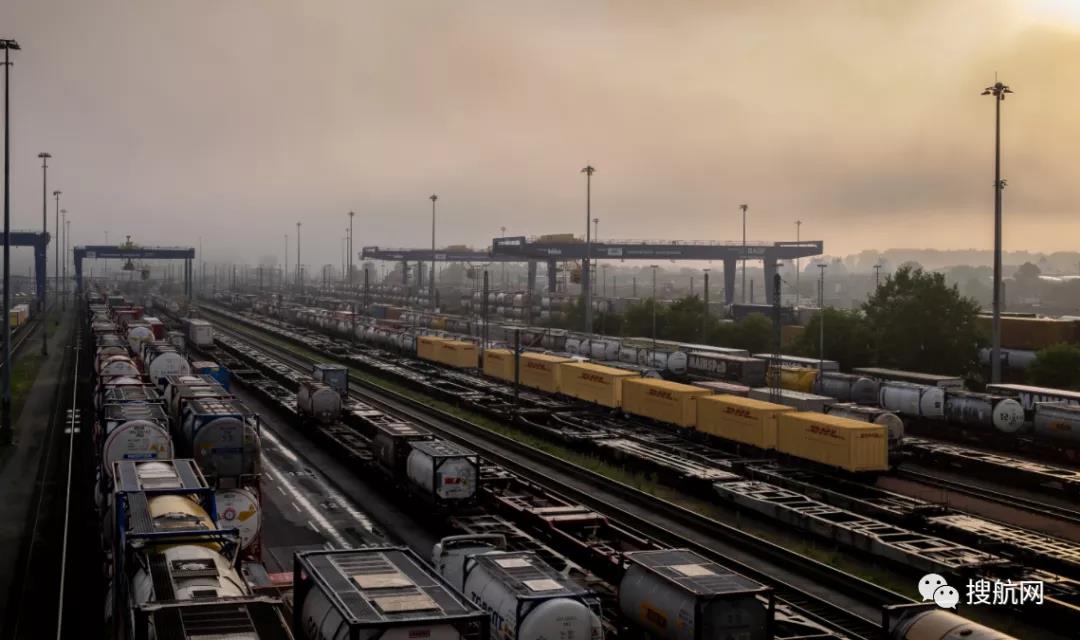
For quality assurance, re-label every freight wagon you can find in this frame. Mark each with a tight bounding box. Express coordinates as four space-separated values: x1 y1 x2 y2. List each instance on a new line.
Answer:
776 412 889 472
558 361 639 408
754 353 839 371
853 367 963 389
766 365 819 393
696 395 794 449
621 378 711 428
686 351 766 386
748 388 834 413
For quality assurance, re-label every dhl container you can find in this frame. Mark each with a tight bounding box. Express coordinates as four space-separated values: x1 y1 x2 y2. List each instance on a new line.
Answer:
557 361 638 408
621 378 712 427
482 348 515 381
435 340 478 369
519 353 573 394
766 366 819 393
696 395 794 449
780 325 805 347
8 310 20 329
417 335 446 362
776 412 888 472
430 316 448 330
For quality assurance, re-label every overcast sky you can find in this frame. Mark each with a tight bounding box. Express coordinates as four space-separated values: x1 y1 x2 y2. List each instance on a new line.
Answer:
2 0 1079 271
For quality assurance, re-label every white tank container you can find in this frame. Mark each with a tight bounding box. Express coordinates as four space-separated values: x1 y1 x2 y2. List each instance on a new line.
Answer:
944 392 1025 433
815 372 879 405
102 418 173 477
825 403 905 448
1033 402 1080 444
589 338 620 361
565 336 582 355
619 345 639 365
879 382 945 418
406 440 478 502
297 380 342 424
131 545 246 606
432 538 602 640
126 325 154 353
179 400 260 480
145 349 192 386
99 355 140 379
214 487 262 551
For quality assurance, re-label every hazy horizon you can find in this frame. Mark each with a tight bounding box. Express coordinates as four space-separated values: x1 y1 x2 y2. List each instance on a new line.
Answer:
3 1 1080 269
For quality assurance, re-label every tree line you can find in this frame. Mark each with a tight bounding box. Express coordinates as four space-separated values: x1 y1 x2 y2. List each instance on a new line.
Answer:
554 265 1080 390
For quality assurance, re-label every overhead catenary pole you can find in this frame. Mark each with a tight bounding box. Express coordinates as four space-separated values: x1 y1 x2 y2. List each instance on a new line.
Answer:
429 195 437 310
348 210 355 288
818 263 827 372
581 165 596 335
795 219 801 304
1 38 20 445
284 234 288 292
982 80 1012 384
38 152 51 355
702 269 710 342
740 203 749 303
873 263 882 290
296 222 301 291
53 190 60 307
651 264 659 355
61 210 67 310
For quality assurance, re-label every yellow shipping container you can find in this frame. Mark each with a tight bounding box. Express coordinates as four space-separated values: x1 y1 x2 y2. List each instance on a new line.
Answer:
558 361 638 408
417 335 447 362
766 366 818 393
430 316 448 330
695 395 794 449
621 378 712 428
520 352 573 394
776 412 888 472
482 348 515 382
436 340 479 369
8 310 19 329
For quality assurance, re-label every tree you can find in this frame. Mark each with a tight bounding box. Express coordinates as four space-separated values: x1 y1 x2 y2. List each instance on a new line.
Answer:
622 298 660 338
662 295 711 342
790 308 875 371
862 266 982 375
1013 261 1042 282
1027 343 1080 390
733 313 775 354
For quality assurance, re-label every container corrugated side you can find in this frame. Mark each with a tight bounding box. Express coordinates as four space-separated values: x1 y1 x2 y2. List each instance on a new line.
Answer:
557 362 638 408
621 378 711 428
482 348 515 382
696 395 794 449
519 352 573 394
776 412 888 472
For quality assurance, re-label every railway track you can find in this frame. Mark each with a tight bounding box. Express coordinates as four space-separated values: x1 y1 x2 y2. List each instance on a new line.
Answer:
895 467 1080 527
205 306 908 640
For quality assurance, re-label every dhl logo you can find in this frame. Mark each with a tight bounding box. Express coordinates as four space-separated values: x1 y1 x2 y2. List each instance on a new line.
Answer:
525 361 550 371
858 433 884 439
647 389 675 401
580 373 607 383
808 424 843 439
724 407 752 418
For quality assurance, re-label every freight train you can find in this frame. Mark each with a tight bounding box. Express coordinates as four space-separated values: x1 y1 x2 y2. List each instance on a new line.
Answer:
87 291 272 639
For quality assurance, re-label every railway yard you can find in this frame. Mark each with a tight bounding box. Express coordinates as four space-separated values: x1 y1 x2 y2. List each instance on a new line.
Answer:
1 275 1077 640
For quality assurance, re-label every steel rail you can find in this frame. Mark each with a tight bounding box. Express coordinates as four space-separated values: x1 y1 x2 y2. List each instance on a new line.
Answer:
204 308 907 640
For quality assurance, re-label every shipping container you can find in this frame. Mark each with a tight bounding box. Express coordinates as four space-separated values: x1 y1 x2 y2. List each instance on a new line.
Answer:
294 547 486 640
696 395 794 449
621 378 711 428
776 412 888 472
686 351 766 386
977 314 1079 351
519 352 573 393
853 367 963 389
691 380 751 396
780 324 805 347
481 348 515 382
619 548 773 640
558 361 639 408
754 353 839 371
748 388 834 413
766 365 818 393
437 340 479 369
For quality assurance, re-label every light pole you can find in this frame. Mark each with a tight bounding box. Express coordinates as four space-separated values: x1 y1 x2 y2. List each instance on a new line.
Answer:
53 190 60 303
795 220 801 304
581 165 596 335
740 204 749 303
38 152 51 356
500 226 506 287
348 210 355 287
651 265 659 353
982 80 1012 384
1 38 20 445
296 222 301 291
818 263 827 372
429 195 437 309
61 209 67 310
873 263 882 290
284 234 288 291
